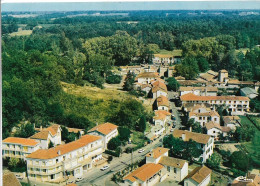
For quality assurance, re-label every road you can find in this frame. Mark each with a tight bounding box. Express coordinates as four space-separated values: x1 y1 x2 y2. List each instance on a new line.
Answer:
78 135 165 186
168 91 182 129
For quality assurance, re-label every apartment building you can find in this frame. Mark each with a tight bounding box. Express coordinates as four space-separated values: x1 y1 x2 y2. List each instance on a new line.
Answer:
3 137 40 160
26 135 104 183
179 87 218 96
88 122 118 149
153 54 174 65
173 130 214 163
180 93 250 115
136 72 160 84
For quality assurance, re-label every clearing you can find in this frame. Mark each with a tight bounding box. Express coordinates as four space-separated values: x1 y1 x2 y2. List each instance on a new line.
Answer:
157 49 183 56
9 30 32 37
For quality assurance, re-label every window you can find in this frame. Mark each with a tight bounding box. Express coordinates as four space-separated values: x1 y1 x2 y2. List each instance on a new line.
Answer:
174 168 177 173
199 117 202 120
51 174 54 180
167 166 170 172
214 118 217 121
56 159 58 163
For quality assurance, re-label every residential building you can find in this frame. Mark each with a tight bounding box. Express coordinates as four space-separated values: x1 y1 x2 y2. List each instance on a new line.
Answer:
183 103 211 113
26 135 104 183
205 121 231 140
227 79 255 89
136 72 160 84
240 87 258 99
231 173 260 186
123 163 166 186
159 156 188 182
177 80 207 87
151 80 168 98
184 166 212 186
3 172 22 186
2 137 40 160
153 110 171 127
141 84 152 94
145 147 188 182
67 127 85 136
153 54 174 65
30 124 62 149
154 95 169 111
173 130 214 163
188 105 220 127
223 116 241 130
180 93 250 115
218 69 229 83
179 87 218 96
88 122 118 149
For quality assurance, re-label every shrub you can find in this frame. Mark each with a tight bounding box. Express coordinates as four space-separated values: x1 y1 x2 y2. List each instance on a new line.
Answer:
106 74 122 84
107 137 121 150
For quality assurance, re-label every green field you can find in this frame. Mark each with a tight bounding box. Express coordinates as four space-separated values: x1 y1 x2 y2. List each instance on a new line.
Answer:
9 30 32 37
250 116 260 129
235 48 250 55
158 49 182 56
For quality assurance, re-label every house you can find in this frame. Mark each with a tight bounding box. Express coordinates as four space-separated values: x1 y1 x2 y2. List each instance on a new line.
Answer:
188 105 220 127
67 127 85 136
136 72 160 84
141 84 152 94
26 135 104 182
184 166 212 186
183 103 212 113
154 95 169 111
180 93 250 115
87 122 118 149
173 130 214 163
123 163 166 186
159 156 188 182
151 80 168 98
153 54 174 65
177 80 207 87
223 116 241 130
179 87 218 96
228 79 255 89
145 147 188 182
30 124 62 149
2 137 40 160
153 110 171 127
218 69 229 83
231 173 260 186
205 121 231 140
240 87 258 99
3 172 22 186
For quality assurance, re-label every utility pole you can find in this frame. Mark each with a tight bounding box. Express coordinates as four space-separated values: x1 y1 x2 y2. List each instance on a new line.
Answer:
131 148 133 167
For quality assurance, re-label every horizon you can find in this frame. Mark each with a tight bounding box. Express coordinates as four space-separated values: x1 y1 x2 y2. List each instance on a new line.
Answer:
2 1 260 12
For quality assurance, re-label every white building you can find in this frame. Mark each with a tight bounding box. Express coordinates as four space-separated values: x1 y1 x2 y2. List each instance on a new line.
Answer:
180 93 250 115
179 87 218 96
153 110 171 127
205 121 231 140
88 123 118 149
155 95 169 111
30 124 62 149
136 72 160 84
26 135 104 183
151 80 168 99
223 116 241 130
240 87 258 99
173 130 214 163
2 137 40 160
184 166 212 186
153 54 174 65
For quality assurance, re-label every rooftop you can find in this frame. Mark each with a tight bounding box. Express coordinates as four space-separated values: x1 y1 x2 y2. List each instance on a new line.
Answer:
180 93 249 101
241 87 258 95
137 72 159 78
205 121 231 132
153 110 171 121
3 172 21 186
27 135 101 160
152 80 167 93
232 174 260 186
159 156 187 169
185 166 212 184
173 129 211 145
156 95 169 107
179 86 218 92
123 163 164 182
145 147 169 159
3 137 39 146
88 122 118 135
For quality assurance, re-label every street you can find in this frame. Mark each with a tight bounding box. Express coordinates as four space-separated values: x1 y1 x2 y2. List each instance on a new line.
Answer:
168 91 182 129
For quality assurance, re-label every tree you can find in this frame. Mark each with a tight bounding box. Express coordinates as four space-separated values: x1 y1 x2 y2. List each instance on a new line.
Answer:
175 57 199 80
106 73 122 84
15 123 36 138
185 119 202 133
206 152 222 169
138 115 146 133
230 151 250 171
48 141 54 148
8 158 20 168
107 137 121 150
123 71 135 91
197 57 209 72
118 127 131 142
139 43 160 63
166 77 180 91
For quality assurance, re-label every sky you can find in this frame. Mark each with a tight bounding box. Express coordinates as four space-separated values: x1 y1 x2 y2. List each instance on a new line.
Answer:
2 1 260 12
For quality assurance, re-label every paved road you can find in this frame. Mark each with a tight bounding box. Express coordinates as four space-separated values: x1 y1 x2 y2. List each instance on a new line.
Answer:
78 136 165 186
168 91 182 129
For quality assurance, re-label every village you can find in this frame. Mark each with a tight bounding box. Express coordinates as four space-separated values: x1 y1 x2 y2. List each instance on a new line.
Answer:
3 52 260 186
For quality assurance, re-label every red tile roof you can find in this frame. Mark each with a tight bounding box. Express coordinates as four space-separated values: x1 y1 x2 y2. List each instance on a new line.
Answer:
156 95 169 107
153 110 171 121
3 137 39 146
145 147 169 159
173 129 211 145
180 93 249 101
185 166 212 184
88 123 118 135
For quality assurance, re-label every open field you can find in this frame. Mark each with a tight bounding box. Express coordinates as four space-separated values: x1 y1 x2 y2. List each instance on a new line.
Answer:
235 48 250 55
9 30 33 37
250 116 260 128
158 49 182 56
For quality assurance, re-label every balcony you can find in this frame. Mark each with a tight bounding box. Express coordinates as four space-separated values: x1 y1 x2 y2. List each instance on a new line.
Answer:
28 168 63 175
27 161 63 169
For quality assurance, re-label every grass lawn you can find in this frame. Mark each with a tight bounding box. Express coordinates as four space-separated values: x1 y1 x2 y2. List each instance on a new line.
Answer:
131 131 146 146
250 116 260 128
210 171 229 186
145 122 152 133
235 48 249 55
239 116 254 127
9 30 32 37
157 49 182 56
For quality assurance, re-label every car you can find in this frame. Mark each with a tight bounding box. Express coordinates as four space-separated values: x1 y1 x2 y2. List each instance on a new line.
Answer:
76 177 83 182
15 174 23 180
100 165 109 171
170 129 174 132
138 149 145 153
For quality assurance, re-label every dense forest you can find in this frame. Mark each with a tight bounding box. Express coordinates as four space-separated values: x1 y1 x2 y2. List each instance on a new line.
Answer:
2 10 260 139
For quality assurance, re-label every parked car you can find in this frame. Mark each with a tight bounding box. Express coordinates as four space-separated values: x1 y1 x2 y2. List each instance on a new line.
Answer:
138 149 145 153
76 177 83 182
15 174 23 180
100 165 109 171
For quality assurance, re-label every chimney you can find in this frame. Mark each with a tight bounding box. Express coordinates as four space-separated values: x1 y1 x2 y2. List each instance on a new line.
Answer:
96 122 98 126
182 133 186 140
40 126 42 131
57 150 61 155
189 127 192 132
33 123 35 129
